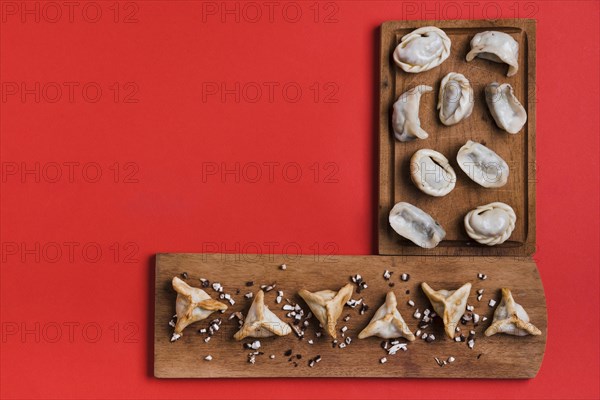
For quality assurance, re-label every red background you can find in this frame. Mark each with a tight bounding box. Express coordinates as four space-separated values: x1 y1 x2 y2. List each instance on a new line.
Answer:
1 1 598 399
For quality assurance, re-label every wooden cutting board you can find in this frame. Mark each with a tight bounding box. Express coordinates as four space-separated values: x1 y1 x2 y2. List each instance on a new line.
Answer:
378 19 536 257
154 253 546 378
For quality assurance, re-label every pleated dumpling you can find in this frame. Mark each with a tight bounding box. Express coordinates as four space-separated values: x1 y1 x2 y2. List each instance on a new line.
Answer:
393 26 451 73
485 288 541 337
299 283 354 338
437 72 474 126
421 282 471 339
171 276 228 341
234 290 291 340
410 149 456 197
358 291 415 341
464 202 516 246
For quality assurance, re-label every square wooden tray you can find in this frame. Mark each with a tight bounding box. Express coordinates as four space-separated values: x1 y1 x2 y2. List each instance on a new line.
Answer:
378 19 536 257
154 253 546 378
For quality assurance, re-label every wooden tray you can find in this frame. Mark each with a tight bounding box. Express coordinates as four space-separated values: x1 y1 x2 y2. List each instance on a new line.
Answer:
378 19 536 257
154 253 546 378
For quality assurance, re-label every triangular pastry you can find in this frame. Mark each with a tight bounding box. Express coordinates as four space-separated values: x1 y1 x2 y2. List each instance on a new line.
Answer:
298 283 353 338
234 290 291 340
358 291 415 341
484 288 541 337
172 276 228 340
421 282 471 339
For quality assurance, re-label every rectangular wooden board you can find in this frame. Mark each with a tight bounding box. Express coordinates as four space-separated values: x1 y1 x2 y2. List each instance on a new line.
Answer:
154 253 546 378
378 19 536 256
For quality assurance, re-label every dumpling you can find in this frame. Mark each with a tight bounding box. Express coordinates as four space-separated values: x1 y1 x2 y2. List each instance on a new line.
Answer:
298 283 353 338
485 82 527 134
456 140 509 188
485 288 541 337
358 291 415 341
464 202 516 245
389 202 446 248
421 282 471 339
233 290 291 340
410 149 456 197
392 85 433 142
393 26 451 73
171 276 228 341
437 72 474 125
466 31 519 77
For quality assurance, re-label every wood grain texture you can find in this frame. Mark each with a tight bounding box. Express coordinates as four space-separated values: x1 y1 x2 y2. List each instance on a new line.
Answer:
154 253 546 378
378 19 537 256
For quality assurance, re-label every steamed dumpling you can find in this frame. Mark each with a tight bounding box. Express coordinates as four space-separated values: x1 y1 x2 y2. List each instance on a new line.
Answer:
392 85 433 142
485 82 527 134
466 31 519 77
464 202 516 245
437 72 474 125
389 202 446 248
393 26 451 73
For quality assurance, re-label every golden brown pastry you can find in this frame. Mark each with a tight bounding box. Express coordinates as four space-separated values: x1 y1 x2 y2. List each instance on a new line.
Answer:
298 283 353 338
485 288 541 337
234 290 291 340
171 276 228 341
421 282 471 339
358 291 415 341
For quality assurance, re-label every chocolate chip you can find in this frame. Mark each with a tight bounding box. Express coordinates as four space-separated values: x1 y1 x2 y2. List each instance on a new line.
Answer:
246 281 254 287
284 349 292 356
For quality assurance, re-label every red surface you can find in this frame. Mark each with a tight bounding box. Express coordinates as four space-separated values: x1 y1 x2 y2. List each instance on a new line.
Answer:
1 1 598 399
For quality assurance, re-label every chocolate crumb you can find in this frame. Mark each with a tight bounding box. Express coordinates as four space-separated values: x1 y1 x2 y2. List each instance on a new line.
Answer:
284 349 293 357
181 272 188 279
245 281 254 287
296 354 302 359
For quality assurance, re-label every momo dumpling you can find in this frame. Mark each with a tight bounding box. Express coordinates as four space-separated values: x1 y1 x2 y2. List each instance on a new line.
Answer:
466 31 519 77
485 288 541 337
393 26 451 73
437 72 474 125
171 276 228 341
410 149 456 197
421 282 471 339
234 290 291 340
389 202 445 248
358 291 415 341
465 202 516 245
485 82 527 134
298 283 353 338
456 140 509 188
392 85 433 142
